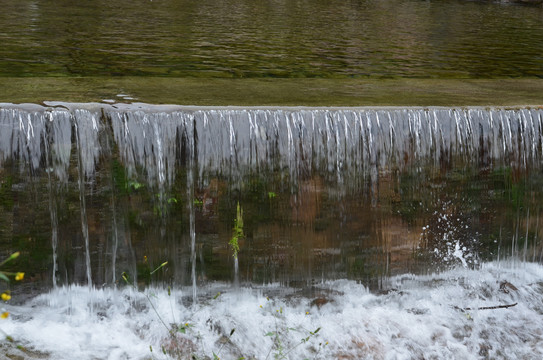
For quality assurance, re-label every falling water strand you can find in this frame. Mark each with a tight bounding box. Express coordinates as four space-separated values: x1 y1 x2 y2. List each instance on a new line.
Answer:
104 129 118 286
233 256 239 289
152 120 166 208
43 129 59 287
110 179 119 286
533 210 539 262
189 175 197 303
513 207 520 263
187 122 197 303
48 182 59 287
523 208 529 264
75 121 93 287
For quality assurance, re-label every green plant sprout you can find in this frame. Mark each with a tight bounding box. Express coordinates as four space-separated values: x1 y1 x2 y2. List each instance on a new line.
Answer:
229 202 244 258
0 252 23 283
124 262 228 359
150 261 168 275
213 328 236 360
193 198 203 207
125 260 325 359
260 297 325 360
127 180 144 191
122 262 171 335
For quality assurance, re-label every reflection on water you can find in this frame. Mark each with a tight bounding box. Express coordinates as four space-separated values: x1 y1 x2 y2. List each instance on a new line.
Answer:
0 0 542 78
0 104 542 294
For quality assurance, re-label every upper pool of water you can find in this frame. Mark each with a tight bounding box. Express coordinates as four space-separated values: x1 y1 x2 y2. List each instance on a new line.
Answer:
1 0 543 79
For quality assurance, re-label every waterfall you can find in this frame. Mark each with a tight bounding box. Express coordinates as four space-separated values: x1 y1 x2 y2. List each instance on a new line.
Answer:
0 103 542 288
2 103 543 359
2 104 530 191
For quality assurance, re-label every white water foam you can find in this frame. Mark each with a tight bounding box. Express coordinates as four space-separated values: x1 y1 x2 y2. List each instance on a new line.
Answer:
2 261 542 359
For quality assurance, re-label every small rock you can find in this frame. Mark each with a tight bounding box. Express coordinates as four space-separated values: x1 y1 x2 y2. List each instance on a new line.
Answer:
499 281 518 294
311 296 333 308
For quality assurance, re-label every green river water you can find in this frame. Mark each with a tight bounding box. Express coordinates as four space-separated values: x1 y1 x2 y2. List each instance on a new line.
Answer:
0 0 542 105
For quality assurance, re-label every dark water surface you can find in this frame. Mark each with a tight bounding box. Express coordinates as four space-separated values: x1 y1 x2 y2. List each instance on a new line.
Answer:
1 0 543 79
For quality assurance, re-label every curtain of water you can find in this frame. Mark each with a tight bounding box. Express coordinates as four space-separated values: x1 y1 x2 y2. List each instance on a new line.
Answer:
44 131 59 287
74 121 92 287
0 105 542 289
184 114 198 303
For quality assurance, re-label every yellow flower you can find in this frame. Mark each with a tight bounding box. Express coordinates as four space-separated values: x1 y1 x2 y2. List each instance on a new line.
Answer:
15 272 24 281
1 293 11 301
1 312 9 319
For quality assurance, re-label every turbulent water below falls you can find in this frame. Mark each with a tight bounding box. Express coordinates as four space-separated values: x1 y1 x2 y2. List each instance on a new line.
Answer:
0 103 543 358
2 262 543 359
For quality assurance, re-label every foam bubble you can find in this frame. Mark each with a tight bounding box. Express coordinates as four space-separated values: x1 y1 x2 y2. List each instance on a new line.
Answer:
2 262 543 359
